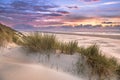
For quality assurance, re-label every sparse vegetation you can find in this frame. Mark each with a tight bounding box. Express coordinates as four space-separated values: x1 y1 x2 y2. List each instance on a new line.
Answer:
21 32 78 54
57 41 78 54
1 23 120 80
116 65 120 80
22 32 57 53
0 23 23 47
76 44 118 80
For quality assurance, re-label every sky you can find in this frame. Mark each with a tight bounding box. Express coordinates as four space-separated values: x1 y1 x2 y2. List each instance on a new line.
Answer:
0 0 120 27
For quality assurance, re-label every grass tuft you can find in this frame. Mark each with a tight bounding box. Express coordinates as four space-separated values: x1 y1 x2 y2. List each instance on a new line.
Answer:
57 41 78 54
22 32 78 55
0 23 23 47
76 44 118 80
22 32 57 53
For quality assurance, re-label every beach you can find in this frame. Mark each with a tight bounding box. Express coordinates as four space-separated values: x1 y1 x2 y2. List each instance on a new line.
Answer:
54 32 120 61
0 31 120 80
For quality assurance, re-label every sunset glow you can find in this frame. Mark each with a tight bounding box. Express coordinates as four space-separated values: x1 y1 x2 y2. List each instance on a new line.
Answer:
0 0 120 27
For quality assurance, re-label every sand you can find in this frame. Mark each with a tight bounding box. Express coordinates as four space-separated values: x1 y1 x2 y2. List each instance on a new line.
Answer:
0 60 80 80
0 46 81 80
0 41 83 80
0 32 120 80
55 33 120 62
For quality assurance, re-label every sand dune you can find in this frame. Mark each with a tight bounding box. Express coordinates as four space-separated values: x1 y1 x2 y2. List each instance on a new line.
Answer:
0 32 120 80
0 60 80 80
0 45 82 80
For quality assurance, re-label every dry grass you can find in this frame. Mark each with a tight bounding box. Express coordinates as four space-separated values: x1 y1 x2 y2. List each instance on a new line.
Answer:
21 32 78 55
0 23 23 47
1 23 120 80
58 41 78 54
22 32 57 53
76 44 118 80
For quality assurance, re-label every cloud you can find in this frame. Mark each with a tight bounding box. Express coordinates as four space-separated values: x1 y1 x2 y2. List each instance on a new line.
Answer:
77 1 120 8
102 22 113 24
82 0 99 2
56 10 70 15
67 6 79 9
13 24 34 29
64 15 93 22
33 5 59 12
0 0 120 27
0 0 68 26
11 1 31 10
0 0 60 14
102 1 120 5
30 20 64 26
102 22 120 24
44 13 63 16
100 15 120 18
10 0 59 12
100 8 120 12
79 0 100 2
0 15 15 26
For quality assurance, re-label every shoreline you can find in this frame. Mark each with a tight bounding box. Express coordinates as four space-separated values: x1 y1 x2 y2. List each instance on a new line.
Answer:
26 31 120 40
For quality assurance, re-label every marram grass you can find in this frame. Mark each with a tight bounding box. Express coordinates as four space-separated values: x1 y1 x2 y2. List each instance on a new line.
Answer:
58 41 78 54
21 32 120 80
1 23 120 80
0 23 22 47
22 32 78 55
76 44 118 80
22 32 57 53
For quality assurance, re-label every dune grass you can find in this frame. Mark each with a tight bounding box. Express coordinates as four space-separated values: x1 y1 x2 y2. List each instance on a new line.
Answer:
76 44 118 80
0 24 13 47
0 23 23 47
0 29 12 47
21 32 120 80
116 65 120 80
22 32 57 53
22 32 78 55
58 41 78 54
1 23 120 80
